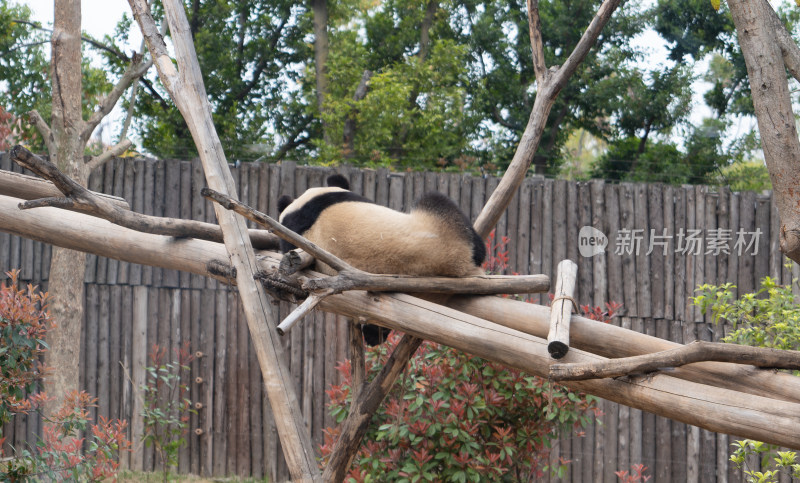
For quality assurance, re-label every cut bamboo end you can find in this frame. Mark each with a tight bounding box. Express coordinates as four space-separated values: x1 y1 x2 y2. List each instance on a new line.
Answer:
547 259 578 359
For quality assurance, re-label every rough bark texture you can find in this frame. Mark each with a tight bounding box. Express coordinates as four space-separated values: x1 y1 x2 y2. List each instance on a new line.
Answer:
312 0 330 143
128 1 320 479
728 0 800 264
44 0 87 419
4 199 800 449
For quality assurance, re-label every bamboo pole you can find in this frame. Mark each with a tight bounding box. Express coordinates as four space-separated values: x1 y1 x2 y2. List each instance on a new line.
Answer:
547 260 578 358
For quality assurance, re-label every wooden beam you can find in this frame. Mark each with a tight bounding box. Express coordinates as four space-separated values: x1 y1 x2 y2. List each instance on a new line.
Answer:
127 1 319 479
446 295 800 404
3 197 800 448
0 168 129 209
547 259 578 358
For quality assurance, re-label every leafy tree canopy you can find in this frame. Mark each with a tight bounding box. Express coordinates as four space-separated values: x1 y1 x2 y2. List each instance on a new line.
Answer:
1 0 781 185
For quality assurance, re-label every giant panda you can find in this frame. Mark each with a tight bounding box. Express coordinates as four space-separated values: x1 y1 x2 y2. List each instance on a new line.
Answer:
277 174 486 344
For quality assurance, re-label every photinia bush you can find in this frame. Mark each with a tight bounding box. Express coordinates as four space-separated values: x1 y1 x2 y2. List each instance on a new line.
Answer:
0 269 53 429
320 332 602 482
0 270 132 481
319 231 614 482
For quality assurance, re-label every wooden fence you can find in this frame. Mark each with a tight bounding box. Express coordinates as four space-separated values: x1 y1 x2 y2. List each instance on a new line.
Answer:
1 152 798 482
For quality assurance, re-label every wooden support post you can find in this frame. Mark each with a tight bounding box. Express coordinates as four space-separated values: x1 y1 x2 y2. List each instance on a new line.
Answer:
547 259 578 359
126 1 320 480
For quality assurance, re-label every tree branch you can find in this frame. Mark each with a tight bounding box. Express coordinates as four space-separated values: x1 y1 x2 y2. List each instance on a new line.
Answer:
473 0 623 238
9 145 277 248
527 0 548 81
0 168 129 209
26 110 53 154
82 54 153 143
301 271 550 296
321 334 423 482
201 186 355 273
85 138 133 172
549 341 800 381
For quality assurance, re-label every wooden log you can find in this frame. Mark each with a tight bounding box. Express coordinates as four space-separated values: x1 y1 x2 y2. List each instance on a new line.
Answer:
547 259 578 359
550 340 800 380
5 197 800 448
447 294 800 403
127 0 319 479
321 290 800 449
0 168 130 209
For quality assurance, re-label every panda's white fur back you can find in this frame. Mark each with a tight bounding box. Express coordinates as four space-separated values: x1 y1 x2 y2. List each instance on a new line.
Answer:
278 181 484 277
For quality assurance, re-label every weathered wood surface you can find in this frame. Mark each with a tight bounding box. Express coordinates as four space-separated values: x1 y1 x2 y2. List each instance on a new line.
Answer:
547 259 578 359
1 155 799 480
127 0 319 479
3 195 800 451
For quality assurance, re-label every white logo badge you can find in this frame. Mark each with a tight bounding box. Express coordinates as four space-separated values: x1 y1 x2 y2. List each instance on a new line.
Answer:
579 226 607 257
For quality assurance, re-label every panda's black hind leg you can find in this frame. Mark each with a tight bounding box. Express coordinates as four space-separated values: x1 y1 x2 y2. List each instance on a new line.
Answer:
361 323 391 346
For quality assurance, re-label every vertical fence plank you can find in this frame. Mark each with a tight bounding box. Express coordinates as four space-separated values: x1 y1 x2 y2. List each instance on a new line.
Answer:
577 182 593 306
212 288 228 476
619 184 637 316
199 288 215 476
131 285 148 471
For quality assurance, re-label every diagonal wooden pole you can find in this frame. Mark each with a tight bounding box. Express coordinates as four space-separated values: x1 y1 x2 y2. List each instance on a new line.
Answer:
126 1 319 480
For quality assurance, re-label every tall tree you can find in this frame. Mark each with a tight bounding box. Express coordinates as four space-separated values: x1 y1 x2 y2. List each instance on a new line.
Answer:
22 0 150 415
312 0 331 144
726 0 800 264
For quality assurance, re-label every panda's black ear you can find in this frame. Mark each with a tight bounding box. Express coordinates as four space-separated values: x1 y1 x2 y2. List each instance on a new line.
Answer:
327 174 350 190
277 195 294 214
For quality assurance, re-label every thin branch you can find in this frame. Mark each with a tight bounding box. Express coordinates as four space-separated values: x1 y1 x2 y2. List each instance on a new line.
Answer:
552 0 623 91
0 169 128 209
9 145 277 248
86 138 133 172
275 289 332 335
473 0 624 238
301 271 550 296
202 187 356 273
82 54 153 142
26 110 53 154
549 341 800 381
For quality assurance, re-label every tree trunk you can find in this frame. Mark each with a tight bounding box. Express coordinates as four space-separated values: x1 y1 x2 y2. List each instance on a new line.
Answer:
44 0 87 419
312 0 330 144
728 0 800 264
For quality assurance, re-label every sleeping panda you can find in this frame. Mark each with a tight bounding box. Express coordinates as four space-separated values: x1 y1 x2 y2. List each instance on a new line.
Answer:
277 174 485 277
277 174 486 344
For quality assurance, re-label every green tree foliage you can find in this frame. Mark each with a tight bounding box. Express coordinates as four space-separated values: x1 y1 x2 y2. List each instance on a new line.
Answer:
4 0 759 182
693 275 800 483
0 4 51 145
0 2 119 152
100 0 308 160
693 276 800 351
